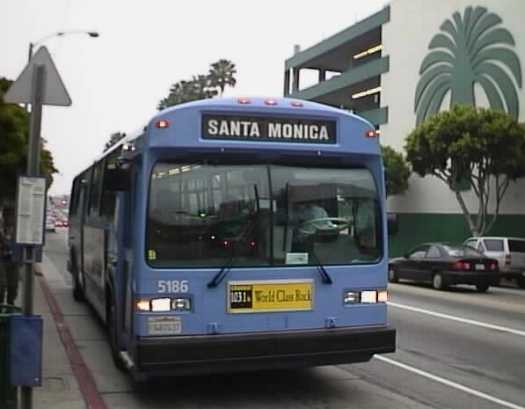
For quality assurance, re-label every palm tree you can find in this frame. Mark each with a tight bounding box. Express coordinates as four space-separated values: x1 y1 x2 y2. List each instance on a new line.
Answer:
414 6 522 125
191 75 218 100
208 59 237 96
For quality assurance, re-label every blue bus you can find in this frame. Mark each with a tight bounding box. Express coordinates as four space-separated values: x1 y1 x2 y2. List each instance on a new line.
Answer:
67 97 395 380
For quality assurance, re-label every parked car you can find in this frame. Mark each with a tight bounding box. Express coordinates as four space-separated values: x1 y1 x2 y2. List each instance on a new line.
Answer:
55 218 69 228
389 243 499 292
45 216 56 232
463 236 525 288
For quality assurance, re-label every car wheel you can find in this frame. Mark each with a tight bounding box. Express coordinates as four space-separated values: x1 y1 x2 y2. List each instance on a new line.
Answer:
388 266 399 283
432 273 447 290
476 283 490 292
107 296 126 372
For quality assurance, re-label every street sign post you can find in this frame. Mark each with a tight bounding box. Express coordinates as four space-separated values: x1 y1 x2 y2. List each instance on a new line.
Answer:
4 46 71 409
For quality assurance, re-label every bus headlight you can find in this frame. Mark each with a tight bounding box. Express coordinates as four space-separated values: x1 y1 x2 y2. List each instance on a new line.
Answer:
360 290 377 303
343 289 388 305
343 291 360 304
136 299 151 311
377 290 389 303
172 298 191 312
151 298 172 312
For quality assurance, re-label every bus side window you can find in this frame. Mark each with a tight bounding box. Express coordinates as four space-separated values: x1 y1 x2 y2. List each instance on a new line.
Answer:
88 161 104 217
101 154 120 221
70 177 80 217
81 169 92 220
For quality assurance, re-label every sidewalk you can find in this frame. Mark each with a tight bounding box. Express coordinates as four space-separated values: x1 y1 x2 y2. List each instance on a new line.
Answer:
13 261 86 409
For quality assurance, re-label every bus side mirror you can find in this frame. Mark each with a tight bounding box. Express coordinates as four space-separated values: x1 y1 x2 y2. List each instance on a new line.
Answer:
105 161 131 191
387 213 398 236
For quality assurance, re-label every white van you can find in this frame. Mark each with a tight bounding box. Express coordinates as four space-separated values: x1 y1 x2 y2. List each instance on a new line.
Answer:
463 237 525 288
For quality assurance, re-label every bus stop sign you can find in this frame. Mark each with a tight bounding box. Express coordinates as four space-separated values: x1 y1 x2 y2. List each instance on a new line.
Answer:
4 46 71 106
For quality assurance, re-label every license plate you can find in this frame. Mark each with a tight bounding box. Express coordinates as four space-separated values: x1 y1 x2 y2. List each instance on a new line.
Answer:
475 264 485 271
228 280 313 313
148 316 182 335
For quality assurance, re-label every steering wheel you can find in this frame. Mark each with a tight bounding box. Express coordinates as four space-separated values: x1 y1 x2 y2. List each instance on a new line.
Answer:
297 217 350 236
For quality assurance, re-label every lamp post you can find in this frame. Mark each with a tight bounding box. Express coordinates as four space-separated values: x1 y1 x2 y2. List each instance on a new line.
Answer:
28 30 99 63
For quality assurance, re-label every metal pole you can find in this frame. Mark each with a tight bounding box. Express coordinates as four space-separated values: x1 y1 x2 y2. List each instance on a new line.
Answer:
27 42 34 64
25 43 34 112
20 63 45 409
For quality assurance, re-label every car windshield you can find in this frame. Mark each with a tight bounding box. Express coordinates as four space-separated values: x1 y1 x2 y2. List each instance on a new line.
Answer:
443 245 483 257
146 162 382 267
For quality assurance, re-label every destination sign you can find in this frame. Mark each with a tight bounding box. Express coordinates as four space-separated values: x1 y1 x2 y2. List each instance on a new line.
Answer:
202 114 336 144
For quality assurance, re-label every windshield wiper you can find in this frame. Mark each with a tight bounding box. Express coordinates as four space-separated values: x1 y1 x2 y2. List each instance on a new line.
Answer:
309 247 333 284
207 213 257 288
207 249 236 288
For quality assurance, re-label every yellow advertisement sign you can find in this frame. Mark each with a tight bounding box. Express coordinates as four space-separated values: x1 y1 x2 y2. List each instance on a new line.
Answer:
228 280 313 313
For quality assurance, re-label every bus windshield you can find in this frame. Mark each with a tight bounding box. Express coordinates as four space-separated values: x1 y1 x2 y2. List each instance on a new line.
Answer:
147 162 382 268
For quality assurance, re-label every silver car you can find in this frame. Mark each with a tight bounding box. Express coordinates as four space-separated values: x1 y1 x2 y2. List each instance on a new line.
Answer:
463 236 525 288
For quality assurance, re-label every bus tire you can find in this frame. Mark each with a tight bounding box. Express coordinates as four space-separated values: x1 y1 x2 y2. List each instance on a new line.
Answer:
388 266 398 283
71 252 85 302
107 292 126 372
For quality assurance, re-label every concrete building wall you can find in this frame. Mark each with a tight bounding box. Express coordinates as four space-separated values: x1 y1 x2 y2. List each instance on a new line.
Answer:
381 0 525 217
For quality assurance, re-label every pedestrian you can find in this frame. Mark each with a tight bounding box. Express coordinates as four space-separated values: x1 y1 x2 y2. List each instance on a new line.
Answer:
0 207 20 306
0 221 10 305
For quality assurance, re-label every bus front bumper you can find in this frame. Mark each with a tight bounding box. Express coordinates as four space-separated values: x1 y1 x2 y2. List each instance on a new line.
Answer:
135 326 396 376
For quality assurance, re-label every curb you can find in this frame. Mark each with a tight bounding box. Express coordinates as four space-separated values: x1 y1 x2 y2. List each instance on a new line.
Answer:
37 267 108 409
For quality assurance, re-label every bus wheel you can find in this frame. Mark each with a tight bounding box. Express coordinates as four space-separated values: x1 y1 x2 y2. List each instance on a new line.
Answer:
107 297 126 372
388 266 398 283
72 256 85 301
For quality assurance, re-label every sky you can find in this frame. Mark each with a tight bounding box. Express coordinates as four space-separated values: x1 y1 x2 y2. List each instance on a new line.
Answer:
2 0 387 195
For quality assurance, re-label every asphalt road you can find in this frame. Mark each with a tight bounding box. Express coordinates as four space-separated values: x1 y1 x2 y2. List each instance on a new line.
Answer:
43 230 525 409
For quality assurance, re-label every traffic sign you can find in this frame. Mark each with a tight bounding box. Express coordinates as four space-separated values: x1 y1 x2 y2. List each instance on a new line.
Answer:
4 46 72 106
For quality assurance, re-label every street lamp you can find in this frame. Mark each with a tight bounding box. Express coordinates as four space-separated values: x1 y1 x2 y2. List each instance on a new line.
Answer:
28 30 99 62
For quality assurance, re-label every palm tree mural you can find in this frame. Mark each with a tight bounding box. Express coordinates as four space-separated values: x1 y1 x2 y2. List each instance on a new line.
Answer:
414 6 522 125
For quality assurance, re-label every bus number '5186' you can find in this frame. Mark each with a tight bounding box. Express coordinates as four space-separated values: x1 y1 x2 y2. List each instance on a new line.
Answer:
157 280 189 293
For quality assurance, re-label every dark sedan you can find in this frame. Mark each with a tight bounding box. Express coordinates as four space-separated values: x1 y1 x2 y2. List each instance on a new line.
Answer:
389 243 499 292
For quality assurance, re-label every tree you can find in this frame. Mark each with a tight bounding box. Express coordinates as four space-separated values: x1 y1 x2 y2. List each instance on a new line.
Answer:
158 78 218 110
381 145 410 197
208 59 237 96
415 6 522 125
0 77 58 206
405 105 525 236
104 131 126 152
158 60 236 110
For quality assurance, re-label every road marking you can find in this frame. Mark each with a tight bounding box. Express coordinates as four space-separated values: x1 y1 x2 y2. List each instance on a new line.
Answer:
375 355 525 409
388 301 525 337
